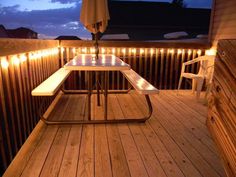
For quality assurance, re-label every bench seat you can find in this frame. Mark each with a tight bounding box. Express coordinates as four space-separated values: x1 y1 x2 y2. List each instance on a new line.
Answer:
121 69 159 94
31 68 71 96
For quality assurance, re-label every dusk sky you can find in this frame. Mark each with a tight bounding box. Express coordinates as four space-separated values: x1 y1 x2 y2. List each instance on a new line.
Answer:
0 0 212 39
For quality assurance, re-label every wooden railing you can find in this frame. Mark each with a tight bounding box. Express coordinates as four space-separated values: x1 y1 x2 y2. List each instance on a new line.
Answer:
0 39 210 175
60 40 210 90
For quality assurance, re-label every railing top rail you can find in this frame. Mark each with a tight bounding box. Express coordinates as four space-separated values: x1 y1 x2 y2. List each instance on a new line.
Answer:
60 40 211 49
0 38 59 57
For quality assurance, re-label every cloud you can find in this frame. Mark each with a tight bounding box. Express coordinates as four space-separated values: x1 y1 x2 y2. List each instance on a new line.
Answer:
50 0 82 4
0 3 91 39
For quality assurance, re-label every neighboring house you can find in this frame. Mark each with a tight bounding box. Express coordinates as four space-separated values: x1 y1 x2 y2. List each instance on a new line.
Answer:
0 25 38 39
0 25 9 38
55 36 81 40
101 1 211 40
7 27 38 39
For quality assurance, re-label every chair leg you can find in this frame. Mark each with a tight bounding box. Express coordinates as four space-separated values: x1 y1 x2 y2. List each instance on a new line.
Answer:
192 79 197 94
196 79 204 99
177 76 183 93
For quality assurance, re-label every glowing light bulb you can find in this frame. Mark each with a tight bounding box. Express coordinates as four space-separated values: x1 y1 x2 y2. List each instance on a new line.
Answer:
150 48 154 54
205 49 216 56
188 49 192 55
169 49 174 54
140 49 144 54
122 48 126 54
101 48 105 54
197 50 202 55
12 56 20 65
20 54 27 62
61 47 64 52
112 48 116 54
1 58 9 69
131 48 136 53
82 48 87 53
72 48 76 53
90 48 95 53
160 49 164 53
177 49 182 54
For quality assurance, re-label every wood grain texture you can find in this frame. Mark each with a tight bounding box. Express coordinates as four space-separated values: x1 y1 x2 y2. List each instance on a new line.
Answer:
209 0 236 47
3 91 226 177
207 39 236 177
0 39 58 56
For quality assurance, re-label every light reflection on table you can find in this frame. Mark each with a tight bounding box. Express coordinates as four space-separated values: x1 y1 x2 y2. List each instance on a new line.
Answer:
64 54 130 71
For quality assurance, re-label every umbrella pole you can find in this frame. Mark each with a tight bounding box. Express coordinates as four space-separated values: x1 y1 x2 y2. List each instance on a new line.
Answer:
95 25 101 106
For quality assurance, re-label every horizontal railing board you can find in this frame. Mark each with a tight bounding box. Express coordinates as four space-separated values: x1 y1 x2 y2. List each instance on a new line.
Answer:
0 39 59 56
60 40 210 49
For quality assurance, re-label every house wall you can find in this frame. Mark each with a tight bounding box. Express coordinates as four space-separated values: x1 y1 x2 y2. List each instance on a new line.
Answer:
209 0 236 47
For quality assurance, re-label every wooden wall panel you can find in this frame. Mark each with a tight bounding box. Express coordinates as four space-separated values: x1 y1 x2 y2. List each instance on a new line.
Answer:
208 39 236 177
209 0 236 47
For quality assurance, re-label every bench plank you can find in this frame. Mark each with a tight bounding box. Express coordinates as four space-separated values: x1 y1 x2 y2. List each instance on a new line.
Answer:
121 69 159 95
31 68 71 96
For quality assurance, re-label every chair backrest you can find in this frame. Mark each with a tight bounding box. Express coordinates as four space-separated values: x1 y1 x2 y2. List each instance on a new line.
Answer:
197 55 215 78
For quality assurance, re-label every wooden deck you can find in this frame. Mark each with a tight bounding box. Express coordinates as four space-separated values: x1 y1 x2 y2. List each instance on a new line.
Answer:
3 90 226 177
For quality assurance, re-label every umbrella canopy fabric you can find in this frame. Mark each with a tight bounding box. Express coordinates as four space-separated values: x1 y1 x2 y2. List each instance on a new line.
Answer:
80 0 110 34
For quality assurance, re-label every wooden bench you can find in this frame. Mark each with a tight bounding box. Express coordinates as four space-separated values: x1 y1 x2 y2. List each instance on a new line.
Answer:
121 69 159 94
31 68 71 96
31 68 73 124
121 69 159 122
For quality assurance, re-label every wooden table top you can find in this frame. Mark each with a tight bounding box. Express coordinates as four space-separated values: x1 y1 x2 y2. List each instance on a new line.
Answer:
64 54 130 71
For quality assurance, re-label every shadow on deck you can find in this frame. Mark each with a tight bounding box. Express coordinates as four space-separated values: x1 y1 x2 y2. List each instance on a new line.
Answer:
3 90 226 177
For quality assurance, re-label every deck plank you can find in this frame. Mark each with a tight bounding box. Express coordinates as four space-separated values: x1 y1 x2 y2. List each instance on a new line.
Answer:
40 126 70 177
94 96 113 177
110 95 149 177
3 91 226 177
117 94 168 177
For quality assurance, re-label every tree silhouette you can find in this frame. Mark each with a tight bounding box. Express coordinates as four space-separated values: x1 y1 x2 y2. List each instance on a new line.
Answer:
172 0 187 8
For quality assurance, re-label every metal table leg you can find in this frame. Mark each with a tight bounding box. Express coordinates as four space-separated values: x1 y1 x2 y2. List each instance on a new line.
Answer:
96 72 101 106
88 71 92 120
104 71 108 120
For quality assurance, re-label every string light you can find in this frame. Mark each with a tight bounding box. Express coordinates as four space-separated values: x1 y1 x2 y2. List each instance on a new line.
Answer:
1 57 9 69
20 54 27 62
177 49 182 54
160 49 164 53
122 48 126 54
169 49 174 54
101 48 106 54
205 49 216 56
90 47 95 53
112 48 116 54
197 50 202 55
82 48 87 53
12 55 20 65
188 49 192 55
72 48 76 54
140 49 144 54
150 48 154 54
131 48 136 54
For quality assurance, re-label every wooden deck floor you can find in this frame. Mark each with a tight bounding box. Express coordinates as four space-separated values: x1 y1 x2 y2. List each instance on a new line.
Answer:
3 90 226 177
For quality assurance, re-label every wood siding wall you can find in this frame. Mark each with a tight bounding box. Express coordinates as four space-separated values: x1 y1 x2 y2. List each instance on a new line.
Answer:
207 39 236 177
209 0 236 47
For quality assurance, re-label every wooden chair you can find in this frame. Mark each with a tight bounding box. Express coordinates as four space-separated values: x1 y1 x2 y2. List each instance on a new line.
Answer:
178 55 215 99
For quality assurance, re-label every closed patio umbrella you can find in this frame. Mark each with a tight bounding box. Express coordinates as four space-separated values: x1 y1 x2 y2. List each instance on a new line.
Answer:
80 0 110 59
80 0 110 106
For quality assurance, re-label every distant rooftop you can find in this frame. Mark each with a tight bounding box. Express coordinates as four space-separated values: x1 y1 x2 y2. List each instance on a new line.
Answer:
55 36 81 40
